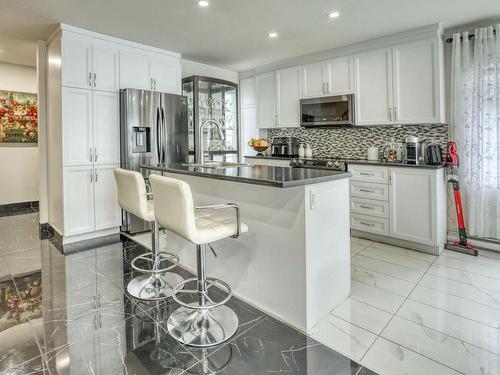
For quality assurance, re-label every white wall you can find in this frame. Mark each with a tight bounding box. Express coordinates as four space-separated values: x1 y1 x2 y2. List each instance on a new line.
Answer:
181 58 238 82
0 62 39 205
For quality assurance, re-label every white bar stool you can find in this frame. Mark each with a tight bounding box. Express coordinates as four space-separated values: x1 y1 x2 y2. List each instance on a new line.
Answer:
149 174 248 347
114 168 183 301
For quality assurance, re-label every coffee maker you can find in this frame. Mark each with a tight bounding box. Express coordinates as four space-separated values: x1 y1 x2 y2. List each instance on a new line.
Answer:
271 137 299 157
404 136 428 164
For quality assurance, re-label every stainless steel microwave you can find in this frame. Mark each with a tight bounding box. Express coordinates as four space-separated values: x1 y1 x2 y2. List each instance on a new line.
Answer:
300 94 354 127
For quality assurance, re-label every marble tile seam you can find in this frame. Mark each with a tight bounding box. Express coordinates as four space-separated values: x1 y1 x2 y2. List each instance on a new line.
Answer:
351 255 423 285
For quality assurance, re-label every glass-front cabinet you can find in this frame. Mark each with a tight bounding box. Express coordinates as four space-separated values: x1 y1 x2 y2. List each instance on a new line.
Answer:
182 76 239 163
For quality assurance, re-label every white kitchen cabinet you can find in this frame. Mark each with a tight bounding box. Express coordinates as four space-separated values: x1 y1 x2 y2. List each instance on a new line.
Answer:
62 32 119 92
241 107 258 157
150 58 181 94
62 87 93 166
276 66 301 127
93 91 120 165
119 50 151 90
392 39 442 124
302 62 325 98
62 33 93 90
92 42 120 92
240 78 256 108
389 168 437 246
64 166 95 236
324 57 353 94
256 72 276 128
354 48 393 125
94 164 121 230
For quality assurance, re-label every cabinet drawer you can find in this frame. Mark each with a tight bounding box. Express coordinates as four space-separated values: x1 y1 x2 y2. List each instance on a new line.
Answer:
348 165 389 184
350 181 389 201
350 197 389 219
351 214 390 236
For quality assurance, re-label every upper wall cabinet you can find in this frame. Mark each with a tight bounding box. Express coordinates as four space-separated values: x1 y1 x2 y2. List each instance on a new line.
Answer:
120 49 181 94
302 57 353 98
62 32 119 92
354 38 444 126
276 66 301 127
256 72 276 129
240 77 256 108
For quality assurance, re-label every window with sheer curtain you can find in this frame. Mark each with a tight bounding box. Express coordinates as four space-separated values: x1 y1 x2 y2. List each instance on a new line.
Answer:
451 25 500 240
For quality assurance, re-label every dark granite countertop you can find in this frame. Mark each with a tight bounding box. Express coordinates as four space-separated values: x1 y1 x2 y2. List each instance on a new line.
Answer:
244 155 445 169
140 163 351 188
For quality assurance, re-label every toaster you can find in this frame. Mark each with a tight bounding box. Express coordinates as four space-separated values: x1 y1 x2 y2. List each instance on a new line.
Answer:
426 144 443 165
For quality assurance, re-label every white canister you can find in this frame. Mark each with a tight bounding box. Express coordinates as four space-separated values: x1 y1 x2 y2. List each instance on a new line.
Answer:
298 143 305 158
305 144 313 158
367 147 379 161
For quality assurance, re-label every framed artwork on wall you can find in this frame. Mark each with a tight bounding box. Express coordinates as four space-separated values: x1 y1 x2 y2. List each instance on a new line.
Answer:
0 90 38 144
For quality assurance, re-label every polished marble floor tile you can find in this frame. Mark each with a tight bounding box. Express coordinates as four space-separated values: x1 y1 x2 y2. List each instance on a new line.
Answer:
360 246 433 272
381 316 500 374
309 314 377 361
351 237 373 256
435 255 500 280
350 281 406 314
331 298 393 335
351 254 424 283
361 337 462 375
368 242 437 263
351 265 416 297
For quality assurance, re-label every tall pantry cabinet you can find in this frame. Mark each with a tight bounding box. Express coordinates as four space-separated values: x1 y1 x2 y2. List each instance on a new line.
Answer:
46 25 182 243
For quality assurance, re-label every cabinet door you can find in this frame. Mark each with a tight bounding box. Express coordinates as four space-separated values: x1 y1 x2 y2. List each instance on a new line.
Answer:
119 50 151 90
93 91 120 165
64 166 95 235
354 48 393 125
94 165 121 230
241 107 258 157
392 39 440 124
256 72 276 129
389 168 436 245
150 58 181 94
62 87 93 166
92 42 119 92
302 62 326 98
240 78 256 108
62 32 92 89
276 66 301 127
325 57 353 94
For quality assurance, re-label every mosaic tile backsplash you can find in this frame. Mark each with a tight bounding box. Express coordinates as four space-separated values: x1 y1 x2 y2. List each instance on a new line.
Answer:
266 124 449 159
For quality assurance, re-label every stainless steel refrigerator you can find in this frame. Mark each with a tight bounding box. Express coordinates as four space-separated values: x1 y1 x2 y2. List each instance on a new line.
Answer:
120 88 188 234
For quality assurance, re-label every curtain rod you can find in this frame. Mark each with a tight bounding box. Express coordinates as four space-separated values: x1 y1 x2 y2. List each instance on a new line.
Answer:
445 28 497 44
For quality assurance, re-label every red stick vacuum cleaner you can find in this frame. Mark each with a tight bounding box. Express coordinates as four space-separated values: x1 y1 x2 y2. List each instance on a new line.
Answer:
445 141 478 256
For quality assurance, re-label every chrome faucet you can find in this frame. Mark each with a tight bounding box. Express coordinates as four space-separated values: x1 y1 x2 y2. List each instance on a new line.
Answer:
199 119 225 164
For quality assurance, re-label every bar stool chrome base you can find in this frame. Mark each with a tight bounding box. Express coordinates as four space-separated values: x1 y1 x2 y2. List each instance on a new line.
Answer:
167 305 238 347
127 272 184 301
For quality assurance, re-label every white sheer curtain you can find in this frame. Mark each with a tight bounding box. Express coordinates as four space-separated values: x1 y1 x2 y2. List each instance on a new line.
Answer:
451 25 500 240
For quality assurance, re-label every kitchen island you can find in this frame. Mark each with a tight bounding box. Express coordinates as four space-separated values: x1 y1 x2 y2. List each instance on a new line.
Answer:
140 163 352 332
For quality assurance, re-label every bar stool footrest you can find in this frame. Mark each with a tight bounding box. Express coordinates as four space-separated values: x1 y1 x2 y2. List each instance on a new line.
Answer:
172 277 232 309
131 251 179 274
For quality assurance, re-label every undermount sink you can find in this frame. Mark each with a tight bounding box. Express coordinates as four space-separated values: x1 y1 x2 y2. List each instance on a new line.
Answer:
183 162 250 169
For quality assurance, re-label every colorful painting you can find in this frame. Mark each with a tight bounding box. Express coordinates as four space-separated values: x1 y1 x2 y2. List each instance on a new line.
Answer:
0 90 38 143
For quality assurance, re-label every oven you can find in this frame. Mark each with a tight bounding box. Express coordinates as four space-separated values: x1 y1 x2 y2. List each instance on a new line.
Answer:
300 95 354 127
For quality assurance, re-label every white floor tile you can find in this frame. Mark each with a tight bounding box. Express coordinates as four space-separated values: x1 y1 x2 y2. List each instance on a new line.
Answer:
409 285 500 329
352 265 416 297
381 316 500 375
428 263 500 294
398 299 500 355
351 237 373 256
352 254 424 283
360 245 433 272
442 249 500 268
419 273 500 310
309 314 376 361
361 337 462 375
369 241 437 263
331 298 393 335
435 256 500 280
351 281 405 314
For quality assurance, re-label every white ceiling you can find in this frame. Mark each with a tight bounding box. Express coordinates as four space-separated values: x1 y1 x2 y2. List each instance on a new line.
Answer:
0 0 499 71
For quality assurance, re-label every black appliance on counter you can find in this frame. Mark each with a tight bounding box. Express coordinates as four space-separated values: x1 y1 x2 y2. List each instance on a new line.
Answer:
271 137 299 157
426 144 443 165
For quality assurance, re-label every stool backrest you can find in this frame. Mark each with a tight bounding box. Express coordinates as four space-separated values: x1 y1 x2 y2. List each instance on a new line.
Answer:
149 174 198 243
113 168 150 220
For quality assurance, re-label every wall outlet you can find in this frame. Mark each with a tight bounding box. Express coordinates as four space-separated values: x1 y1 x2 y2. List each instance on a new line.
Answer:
310 190 318 209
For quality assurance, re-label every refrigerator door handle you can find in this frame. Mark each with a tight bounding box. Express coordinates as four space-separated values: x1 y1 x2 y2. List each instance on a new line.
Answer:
161 106 167 164
156 106 162 165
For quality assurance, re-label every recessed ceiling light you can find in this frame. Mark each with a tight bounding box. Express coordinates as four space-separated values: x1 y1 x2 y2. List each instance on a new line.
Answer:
328 11 340 18
268 32 278 38
198 1 209 7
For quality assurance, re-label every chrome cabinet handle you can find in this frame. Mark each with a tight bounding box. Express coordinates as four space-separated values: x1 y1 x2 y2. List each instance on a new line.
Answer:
389 107 393 122
154 78 157 90
359 188 375 193
90 148 93 162
89 73 92 87
359 172 374 176
95 172 98 182
326 82 330 94
394 107 398 121
360 205 375 210
360 221 375 227
94 147 97 162
151 78 153 90
93 73 96 87
90 169 93 182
